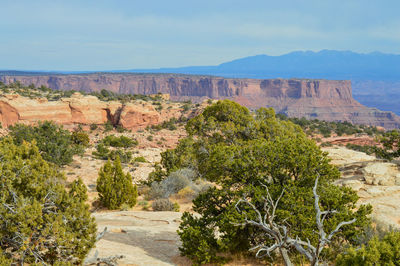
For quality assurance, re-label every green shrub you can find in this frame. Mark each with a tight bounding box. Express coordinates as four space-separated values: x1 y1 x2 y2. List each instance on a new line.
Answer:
0 138 96 264
92 143 110 160
92 144 132 163
0 251 11 265
337 231 400 265
102 135 138 148
72 131 90 146
138 200 150 210
116 125 126 133
134 156 147 163
147 135 154 141
104 121 114 132
96 157 138 209
152 198 174 211
108 149 132 163
177 186 196 200
90 123 98 130
173 202 180 212
9 121 85 166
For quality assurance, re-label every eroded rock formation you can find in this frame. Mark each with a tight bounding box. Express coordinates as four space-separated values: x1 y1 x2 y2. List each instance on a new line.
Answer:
0 93 161 130
1 74 400 128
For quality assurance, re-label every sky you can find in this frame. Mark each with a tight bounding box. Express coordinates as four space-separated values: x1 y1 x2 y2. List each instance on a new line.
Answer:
1 0 400 71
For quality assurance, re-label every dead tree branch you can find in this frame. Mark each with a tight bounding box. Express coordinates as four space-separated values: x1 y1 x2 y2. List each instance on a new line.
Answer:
235 176 356 266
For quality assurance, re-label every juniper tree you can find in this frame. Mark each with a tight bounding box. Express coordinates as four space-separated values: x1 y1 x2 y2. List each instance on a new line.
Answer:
159 100 373 264
96 156 138 209
0 138 97 264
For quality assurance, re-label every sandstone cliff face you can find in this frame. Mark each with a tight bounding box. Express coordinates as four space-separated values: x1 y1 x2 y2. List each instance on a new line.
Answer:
0 93 161 130
1 74 399 129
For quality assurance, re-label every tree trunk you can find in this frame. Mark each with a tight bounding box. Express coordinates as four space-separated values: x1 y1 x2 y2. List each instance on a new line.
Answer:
280 248 293 266
311 257 319 266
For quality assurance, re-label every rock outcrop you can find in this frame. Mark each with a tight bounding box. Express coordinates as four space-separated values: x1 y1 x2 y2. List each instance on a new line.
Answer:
0 93 161 130
324 146 400 229
1 74 400 128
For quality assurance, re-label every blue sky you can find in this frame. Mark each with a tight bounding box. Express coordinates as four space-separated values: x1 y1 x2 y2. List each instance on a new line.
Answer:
1 0 399 71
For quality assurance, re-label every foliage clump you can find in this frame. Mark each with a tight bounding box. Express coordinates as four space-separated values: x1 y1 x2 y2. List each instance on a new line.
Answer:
146 168 204 200
151 198 179 212
96 156 138 209
9 121 86 166
0 138 96 264
278 115 380 137
150 100 372 264
101 134 137 148
337 231 400 265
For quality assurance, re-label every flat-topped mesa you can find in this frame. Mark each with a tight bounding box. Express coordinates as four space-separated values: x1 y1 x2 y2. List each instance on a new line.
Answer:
1 74 399 129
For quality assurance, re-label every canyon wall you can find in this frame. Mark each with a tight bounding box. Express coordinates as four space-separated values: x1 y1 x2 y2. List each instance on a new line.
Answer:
1 73 399 129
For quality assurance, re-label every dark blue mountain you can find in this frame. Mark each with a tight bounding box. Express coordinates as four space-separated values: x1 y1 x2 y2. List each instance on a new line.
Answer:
125 50 400 81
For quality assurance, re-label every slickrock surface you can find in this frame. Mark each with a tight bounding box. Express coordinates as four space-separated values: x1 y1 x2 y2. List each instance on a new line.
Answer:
1 74 399 128
86 211 183 266
324 146 400 229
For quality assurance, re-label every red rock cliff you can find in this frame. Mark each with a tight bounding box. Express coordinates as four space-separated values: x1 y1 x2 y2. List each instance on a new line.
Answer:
1 74 399 129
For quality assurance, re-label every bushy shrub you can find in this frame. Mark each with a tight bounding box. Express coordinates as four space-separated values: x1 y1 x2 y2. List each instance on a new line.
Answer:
104 121 114 132
92 143 110 159
0 252 11 265
93 144 133 163
71 130 90 146
116 125 126 133
162 170 193 194
90 123 98 130
108 149 132 163
152 198 174 211
9 121 85 166
96 157 138 209
147 168 196 199
101 135 138 148
337 231 400 265
138 200 150 210
0 138 97 264
173 202 180 212
147 181 167 200
134 156 147 163
177 186 196 200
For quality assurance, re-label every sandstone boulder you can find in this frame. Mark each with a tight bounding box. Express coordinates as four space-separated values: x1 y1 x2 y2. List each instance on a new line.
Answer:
363 162 400 186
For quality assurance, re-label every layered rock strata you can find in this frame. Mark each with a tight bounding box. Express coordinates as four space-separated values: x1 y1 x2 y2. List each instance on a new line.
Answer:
0 93 161 130
1 74 399 128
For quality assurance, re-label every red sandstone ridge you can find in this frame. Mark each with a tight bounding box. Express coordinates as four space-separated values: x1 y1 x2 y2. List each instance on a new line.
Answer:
1 74 399 129
0 93 161 130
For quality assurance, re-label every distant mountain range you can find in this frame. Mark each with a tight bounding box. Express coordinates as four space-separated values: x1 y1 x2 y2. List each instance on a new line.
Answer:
1 50 400 114
126 50 400 81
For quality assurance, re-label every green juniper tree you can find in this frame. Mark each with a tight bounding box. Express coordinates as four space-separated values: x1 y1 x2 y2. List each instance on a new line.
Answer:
96 156 138 209
151 100 372 264
0 138 97 264
9 121 86 166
